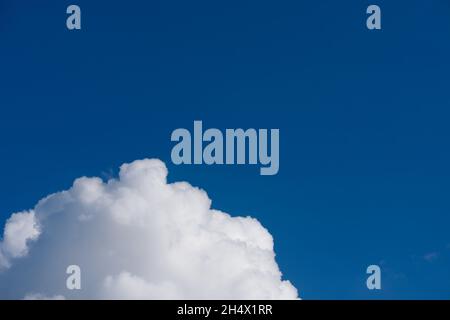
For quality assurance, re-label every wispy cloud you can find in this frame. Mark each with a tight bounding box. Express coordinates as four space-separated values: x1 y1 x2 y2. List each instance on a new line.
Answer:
423 252 439 263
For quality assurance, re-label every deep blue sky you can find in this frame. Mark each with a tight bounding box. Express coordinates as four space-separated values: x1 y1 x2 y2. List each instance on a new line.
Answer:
1 0 450 299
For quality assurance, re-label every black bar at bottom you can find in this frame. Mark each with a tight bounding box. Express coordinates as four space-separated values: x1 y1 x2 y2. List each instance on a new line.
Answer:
0 300 447 319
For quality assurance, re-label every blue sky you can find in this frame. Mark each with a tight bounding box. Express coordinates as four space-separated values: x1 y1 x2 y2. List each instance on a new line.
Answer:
1 0 450 299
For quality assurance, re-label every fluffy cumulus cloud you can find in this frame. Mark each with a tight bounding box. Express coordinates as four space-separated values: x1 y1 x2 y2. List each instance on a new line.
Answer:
0 159 298 300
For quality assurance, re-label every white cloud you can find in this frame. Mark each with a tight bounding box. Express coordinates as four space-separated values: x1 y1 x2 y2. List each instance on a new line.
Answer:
0 159 298 300
0 211 40 268
24 293 65 300
101 272 182 300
